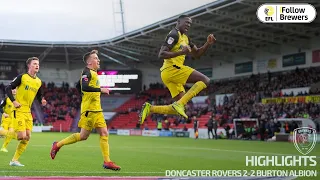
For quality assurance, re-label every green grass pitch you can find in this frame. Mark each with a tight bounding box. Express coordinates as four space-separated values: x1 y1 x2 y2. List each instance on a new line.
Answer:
0 133 319 179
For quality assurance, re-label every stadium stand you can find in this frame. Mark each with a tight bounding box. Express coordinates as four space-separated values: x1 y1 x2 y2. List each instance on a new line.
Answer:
1 66 319 135
17 65 317 134
104 66 320 135
41 82 80 132
108 95 148 129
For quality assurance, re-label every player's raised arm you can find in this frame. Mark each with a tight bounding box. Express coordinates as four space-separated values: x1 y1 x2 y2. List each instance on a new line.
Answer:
5 74 22 102
158 31 190 59
190 34 216 59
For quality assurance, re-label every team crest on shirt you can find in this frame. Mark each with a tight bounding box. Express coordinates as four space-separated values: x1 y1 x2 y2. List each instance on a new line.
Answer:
167 37 174 45
82 75 88 82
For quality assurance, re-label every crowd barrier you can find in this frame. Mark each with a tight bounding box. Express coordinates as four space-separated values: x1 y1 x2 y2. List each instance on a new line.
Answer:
108 128 319 143
108 128 228 139
262 95 320 104
32 126 53 132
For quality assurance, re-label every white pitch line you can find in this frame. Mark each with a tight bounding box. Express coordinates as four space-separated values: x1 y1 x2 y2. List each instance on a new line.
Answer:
31 145 320 158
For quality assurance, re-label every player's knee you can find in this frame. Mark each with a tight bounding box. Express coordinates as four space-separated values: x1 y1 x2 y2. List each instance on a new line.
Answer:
17 135 26 141
202 76 210 86
80 134 89 141
100 131 108 137
25 135 30 141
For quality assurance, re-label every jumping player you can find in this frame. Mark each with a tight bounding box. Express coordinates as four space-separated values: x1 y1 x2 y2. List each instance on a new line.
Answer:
139 15 216 124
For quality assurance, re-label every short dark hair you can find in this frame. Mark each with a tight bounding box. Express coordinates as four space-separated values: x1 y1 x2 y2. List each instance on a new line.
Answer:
26 57 39 66
178 15 190 20
83 50 99 64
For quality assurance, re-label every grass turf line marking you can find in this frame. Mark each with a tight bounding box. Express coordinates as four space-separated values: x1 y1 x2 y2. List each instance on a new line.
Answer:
31 145 320 158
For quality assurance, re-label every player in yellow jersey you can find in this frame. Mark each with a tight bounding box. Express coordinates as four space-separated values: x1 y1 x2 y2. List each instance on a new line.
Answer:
0 57 47 166
0 89 16 152
139 15 216 124
50 50 121 171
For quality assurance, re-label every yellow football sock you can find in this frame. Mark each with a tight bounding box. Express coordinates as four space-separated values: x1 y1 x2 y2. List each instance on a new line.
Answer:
178 81 207 105
0 129 8 136
100 136 111 162
2 133 13 149
12 140 29 161
57 133 81 148
150 105 178 115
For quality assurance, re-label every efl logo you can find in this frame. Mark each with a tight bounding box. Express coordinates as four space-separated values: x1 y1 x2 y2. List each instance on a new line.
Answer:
257 3 317 23
264 6 275 22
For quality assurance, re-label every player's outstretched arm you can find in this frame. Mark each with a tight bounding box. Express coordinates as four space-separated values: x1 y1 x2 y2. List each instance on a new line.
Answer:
190 34 216 59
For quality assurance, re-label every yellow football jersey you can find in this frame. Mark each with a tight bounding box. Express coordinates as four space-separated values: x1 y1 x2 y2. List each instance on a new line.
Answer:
0 97 14 118
80 67 102 113
160 28 194 71
6 73 42 113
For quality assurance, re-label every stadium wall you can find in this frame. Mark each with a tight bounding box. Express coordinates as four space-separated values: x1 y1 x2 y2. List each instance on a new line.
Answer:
212 41 320 80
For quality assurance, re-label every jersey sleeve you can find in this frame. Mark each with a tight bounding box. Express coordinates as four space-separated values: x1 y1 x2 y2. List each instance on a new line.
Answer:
0 98 7 114
75 80 81 93
36 81 44 103
5 74 23 102
163 30 179 50
188 37 195 48
81 68 101 92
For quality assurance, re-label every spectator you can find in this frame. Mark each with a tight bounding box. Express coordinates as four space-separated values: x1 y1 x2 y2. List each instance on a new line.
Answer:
193 116 199 137
183 125 188 131
157 120 162 131
205 116 214 139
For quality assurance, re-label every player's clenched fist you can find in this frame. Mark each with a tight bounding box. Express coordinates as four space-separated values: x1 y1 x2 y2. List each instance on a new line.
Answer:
41 98 47 106
13 101 21 108
101 88 110 94
181 45 191 54
207 34 216 45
